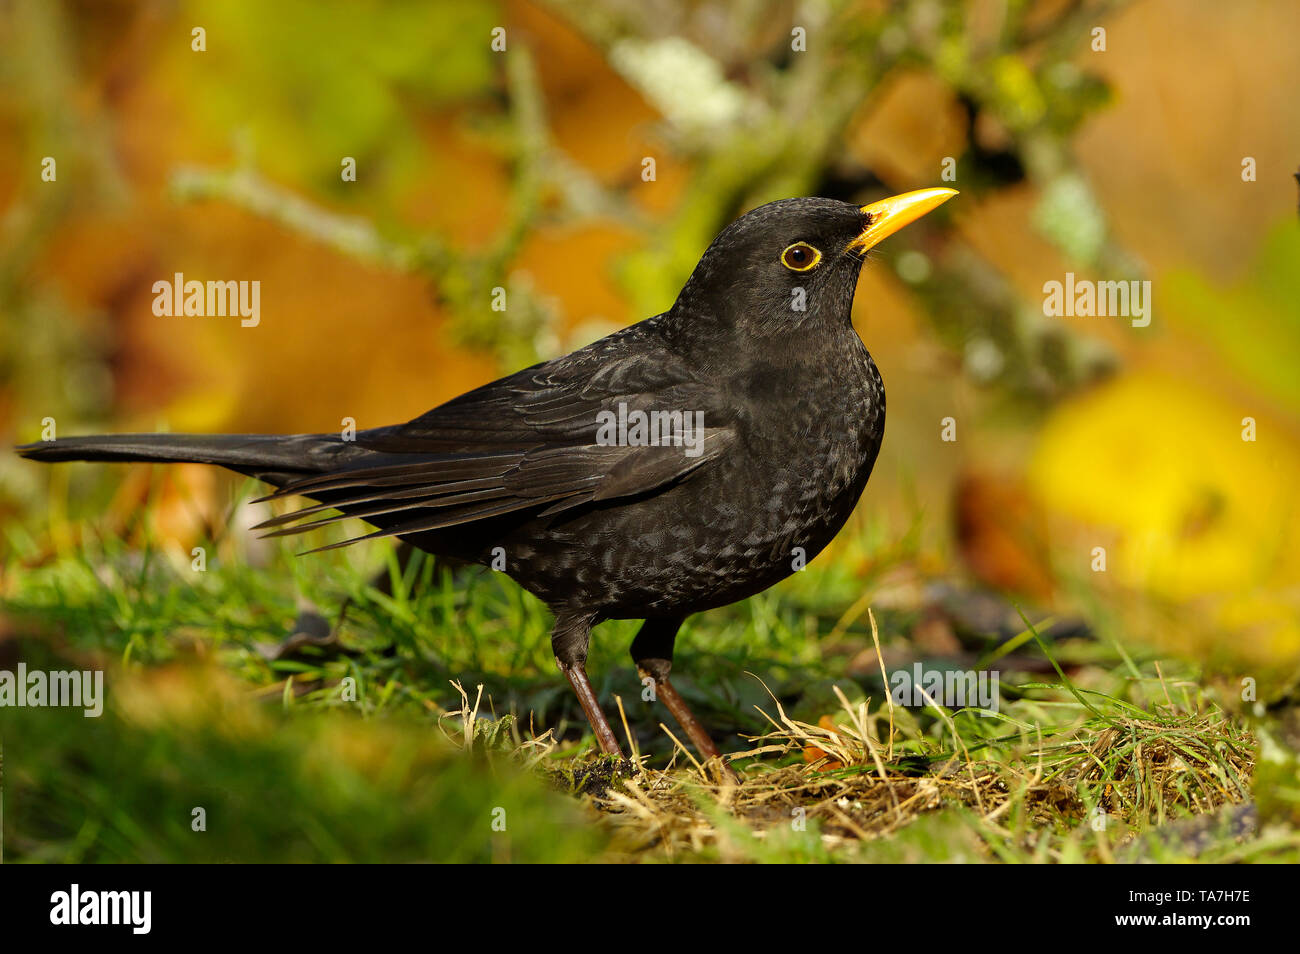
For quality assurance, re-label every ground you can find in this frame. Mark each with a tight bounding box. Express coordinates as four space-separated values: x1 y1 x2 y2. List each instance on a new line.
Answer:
0 477 1290 864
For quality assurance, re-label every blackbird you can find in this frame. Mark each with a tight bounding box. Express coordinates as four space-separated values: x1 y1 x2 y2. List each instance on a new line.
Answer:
19 188 956 762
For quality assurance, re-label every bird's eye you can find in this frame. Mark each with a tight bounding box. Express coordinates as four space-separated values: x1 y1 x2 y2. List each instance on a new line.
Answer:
781 242 821 271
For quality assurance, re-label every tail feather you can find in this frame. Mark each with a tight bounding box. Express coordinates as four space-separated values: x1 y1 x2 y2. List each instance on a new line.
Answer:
16 431 549 553
16 433 357 483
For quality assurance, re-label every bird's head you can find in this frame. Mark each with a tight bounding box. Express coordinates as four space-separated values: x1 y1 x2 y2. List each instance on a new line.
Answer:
671 189 957 337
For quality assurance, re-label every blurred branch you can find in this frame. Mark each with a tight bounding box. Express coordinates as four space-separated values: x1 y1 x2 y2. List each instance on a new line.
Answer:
551 0 1139 402
165 0 1140 404
167 47 645 369
170 164 432 272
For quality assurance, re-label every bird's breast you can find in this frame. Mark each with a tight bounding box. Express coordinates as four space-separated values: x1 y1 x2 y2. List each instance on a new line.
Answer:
500 337 885 618
602 340 885 612
732 336 883 487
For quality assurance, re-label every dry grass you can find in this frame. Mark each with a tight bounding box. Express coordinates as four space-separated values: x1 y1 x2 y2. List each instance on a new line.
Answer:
580 693 1253 862
441 613 1261 863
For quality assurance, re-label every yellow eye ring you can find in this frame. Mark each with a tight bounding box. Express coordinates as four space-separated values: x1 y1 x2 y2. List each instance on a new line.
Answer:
781 242 821 271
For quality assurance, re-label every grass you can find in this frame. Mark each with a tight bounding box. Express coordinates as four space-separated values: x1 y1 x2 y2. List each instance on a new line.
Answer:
1 470 1295 863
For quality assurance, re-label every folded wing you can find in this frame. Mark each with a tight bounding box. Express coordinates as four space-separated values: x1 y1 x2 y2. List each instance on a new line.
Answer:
254 324 735 551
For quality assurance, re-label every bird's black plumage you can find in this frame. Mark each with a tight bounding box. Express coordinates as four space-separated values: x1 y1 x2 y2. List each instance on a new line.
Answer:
18 193 954 761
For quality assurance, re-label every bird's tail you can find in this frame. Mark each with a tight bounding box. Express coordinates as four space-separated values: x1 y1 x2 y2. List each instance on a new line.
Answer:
16 432 355 484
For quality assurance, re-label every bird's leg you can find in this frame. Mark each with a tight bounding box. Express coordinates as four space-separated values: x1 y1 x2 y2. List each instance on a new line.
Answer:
552 614 624 757
631 618 723 762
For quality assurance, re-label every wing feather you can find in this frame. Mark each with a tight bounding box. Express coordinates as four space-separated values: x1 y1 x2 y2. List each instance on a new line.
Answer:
258 319 735 548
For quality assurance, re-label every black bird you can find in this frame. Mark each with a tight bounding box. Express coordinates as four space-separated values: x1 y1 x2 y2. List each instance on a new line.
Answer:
18 188 956 762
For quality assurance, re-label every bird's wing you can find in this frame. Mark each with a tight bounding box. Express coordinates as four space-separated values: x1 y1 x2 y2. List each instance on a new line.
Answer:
254 327 736 551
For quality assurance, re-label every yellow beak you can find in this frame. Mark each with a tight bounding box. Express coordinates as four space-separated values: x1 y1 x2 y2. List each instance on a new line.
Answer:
847 187 958 255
